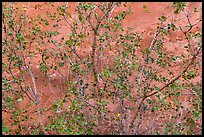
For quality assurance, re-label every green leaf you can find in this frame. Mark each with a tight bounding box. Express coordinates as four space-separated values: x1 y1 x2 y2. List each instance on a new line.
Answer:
40 64 48 72
171 23 176 31
43 19 49 26
155 105 161 111
161 77 166 82
187 70 196 79
194 7 199 12
167 24 171 29
114 79 121 87
2 126 9 133
174 9 179 14
175 80 180 84
175 92 180 96
82 122 88 125
154 86 160 92
124 43 128 47
23 40 28 44
53 65 57 70
16 33 23 39
120 84 127 90
58 62 64 67
97 102 103 105
2 121 9 133
71 87 77 92
79 14 82 22
65 39 73 45
158 15 167 21
143 5 147 9
72 81 78 85
8 32 13 36
142 105 149 111
143 5 151 13
172 2 186 14
52 104 58 112
17 98 23 102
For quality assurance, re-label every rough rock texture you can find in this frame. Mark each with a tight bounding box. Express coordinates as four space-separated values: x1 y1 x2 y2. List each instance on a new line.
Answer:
2 2 202 135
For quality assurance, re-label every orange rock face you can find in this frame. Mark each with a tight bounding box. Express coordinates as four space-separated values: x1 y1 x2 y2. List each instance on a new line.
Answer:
2 2 202 135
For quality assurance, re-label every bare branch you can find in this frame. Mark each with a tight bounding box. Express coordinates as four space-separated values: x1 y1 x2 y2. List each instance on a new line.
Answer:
27 66 38 98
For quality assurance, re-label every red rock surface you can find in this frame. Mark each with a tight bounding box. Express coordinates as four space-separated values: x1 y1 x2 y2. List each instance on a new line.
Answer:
2 2 202 135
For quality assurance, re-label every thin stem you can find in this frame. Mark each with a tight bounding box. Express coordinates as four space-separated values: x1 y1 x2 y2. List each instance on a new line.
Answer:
127 45 202 134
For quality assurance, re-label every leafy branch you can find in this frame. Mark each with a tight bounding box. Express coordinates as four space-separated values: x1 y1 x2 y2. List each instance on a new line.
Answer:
128 33 202 135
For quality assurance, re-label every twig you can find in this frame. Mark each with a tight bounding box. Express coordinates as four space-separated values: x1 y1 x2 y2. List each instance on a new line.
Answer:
95 2 114 31
179 13 202 52
87 11 96 32
68 45 83 61
149 30 160 51
127 44 202 134
17 3 30 33
8 60 36 102
145 45 201 99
